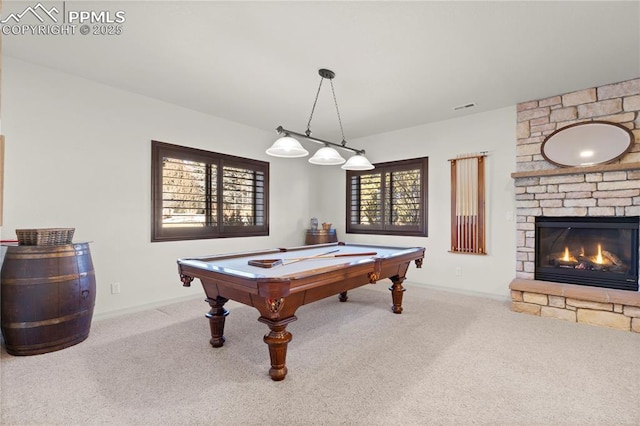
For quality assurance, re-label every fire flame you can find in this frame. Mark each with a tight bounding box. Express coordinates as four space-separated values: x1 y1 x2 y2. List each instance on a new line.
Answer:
556 243 611 266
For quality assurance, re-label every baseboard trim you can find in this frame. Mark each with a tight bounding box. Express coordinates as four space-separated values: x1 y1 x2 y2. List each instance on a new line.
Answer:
404 281 511 302
92 294 203 322
93 282 509 322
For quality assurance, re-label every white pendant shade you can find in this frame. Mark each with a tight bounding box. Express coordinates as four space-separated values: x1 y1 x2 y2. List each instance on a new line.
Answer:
341 154 374 170
266 136 309 158
308 146 346 165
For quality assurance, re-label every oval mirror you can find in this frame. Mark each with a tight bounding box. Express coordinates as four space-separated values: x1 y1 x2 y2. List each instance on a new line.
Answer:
540 121 634 167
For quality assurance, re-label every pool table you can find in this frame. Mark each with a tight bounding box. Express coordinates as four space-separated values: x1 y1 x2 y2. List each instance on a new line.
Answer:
177 242 425 381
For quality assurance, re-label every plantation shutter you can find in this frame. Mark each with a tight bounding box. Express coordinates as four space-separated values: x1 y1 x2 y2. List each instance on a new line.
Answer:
152 140 269 241
221 165 265 228
346 157 428 237
161 158 209 227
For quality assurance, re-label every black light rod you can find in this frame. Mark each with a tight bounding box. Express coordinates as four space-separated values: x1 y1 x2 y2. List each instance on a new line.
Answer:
276 126 365 155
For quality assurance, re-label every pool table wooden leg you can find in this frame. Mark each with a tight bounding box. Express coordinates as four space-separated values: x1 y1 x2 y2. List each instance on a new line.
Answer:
258 316 297 381
388 276 406 314
205 296 229 348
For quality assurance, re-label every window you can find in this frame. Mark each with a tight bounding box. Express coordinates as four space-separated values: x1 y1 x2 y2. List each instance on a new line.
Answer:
346 157 428 236
151 141 269 241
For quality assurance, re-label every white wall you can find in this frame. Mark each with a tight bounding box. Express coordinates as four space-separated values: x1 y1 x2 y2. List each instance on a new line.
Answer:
2 57 518 321
1 57 314 317
311 107 518 299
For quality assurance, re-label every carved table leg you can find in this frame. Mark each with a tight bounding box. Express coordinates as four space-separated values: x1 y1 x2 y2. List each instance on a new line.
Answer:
338 291 349 302
205 296 229 348
258 316 297 381
388 276 406 314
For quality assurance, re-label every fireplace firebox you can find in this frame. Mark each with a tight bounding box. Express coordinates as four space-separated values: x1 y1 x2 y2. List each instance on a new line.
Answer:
535 216 639 291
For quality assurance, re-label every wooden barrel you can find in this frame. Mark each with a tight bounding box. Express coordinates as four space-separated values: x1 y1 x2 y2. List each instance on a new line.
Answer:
305 229 338 245
1 243 96 356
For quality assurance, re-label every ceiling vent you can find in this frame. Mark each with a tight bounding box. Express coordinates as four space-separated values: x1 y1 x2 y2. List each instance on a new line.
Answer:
453 102 477 111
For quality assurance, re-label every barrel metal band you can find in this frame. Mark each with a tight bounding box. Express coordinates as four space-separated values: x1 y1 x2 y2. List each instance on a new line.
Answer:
1 271 94 285
1 309 92 329
4 251 88 259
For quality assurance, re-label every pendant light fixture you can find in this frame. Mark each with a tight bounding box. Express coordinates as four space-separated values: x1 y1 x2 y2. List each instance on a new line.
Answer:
267 69 374 170
265 135 309 158
341 153 374 170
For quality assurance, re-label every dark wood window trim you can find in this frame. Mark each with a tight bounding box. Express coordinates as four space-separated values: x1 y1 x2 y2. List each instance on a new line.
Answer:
151 140 269 242
346 157 428 237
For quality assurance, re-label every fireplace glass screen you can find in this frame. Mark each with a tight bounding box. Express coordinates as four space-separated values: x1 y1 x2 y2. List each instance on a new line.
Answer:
535 216 639 291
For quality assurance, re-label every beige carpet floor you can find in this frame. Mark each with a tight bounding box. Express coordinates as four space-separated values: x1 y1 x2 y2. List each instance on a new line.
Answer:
1 284 639 425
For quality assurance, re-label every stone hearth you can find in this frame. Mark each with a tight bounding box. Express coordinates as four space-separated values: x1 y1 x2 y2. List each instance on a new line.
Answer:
509 279 640 332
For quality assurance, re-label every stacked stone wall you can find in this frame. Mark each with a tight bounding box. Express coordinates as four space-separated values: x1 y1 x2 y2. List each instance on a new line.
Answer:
516 78 640 173
510 78 640 333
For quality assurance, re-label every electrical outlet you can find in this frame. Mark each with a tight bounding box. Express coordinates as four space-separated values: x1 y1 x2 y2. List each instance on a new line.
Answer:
455 267 462 276
111 282 121 294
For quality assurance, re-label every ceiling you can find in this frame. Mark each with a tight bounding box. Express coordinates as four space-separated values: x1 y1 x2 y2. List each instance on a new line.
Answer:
3 1 640 143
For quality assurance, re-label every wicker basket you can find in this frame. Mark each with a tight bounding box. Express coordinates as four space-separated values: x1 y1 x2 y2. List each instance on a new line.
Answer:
16 228 75 246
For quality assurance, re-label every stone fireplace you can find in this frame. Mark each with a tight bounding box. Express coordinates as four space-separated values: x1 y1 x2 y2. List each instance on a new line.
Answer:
535 216 639 291
509 78 640 332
